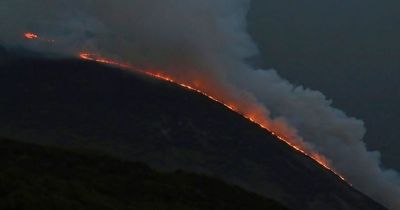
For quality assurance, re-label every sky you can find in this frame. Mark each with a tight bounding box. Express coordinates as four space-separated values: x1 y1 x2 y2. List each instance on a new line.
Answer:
248 0 400 170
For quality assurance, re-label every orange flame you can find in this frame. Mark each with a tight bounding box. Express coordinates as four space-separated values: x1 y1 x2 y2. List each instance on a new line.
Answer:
24 32 55 43
78 52 349 184
24 32 39 40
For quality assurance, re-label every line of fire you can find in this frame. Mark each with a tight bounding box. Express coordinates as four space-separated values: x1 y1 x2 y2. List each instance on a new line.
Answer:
25 32 349 185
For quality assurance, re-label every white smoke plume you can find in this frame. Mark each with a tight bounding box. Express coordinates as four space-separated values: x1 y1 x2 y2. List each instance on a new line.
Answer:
1 0 399 208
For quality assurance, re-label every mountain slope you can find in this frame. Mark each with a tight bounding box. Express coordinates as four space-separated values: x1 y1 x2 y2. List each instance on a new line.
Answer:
0 138 290 210
0 51 387 210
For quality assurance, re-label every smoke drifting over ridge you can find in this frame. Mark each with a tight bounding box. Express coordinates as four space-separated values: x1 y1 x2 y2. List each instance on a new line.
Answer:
1 0 399 208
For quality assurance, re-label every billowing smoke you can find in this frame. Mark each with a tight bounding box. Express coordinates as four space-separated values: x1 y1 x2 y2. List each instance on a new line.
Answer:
1 0 399 208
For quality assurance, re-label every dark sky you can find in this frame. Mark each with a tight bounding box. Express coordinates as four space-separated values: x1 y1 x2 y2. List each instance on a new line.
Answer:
248 0 400 170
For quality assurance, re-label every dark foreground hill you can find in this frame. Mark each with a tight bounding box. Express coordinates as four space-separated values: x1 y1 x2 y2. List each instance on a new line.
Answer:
0 50 387 210
0 138 290 210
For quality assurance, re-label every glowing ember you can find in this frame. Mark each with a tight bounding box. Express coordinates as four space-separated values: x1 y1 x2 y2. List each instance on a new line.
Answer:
24 32 39 39
78 52 349 184
24 32 55 43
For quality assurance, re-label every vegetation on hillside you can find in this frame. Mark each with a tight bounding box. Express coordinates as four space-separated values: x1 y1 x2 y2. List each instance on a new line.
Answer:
0 138 289 210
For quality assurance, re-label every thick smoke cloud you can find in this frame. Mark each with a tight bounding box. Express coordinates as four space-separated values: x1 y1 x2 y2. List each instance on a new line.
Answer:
1 0 400 208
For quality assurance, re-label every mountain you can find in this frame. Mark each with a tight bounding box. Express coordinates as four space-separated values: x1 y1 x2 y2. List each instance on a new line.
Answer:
0 50 387 210
0 138 290 210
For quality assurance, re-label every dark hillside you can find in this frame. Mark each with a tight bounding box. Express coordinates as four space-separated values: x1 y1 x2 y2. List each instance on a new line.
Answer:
0 51 387 210
0 138 290 210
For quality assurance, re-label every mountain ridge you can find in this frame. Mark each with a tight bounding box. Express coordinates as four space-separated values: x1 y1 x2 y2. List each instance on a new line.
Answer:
0 50 387 210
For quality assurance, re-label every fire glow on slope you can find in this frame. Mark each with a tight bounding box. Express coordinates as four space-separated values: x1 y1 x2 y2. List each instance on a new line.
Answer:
24 32 348 183
24 32 54 42
24 32 39 40
78 52 348 183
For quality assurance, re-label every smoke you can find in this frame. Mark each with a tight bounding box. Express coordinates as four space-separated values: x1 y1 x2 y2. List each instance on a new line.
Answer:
1 0 400 208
